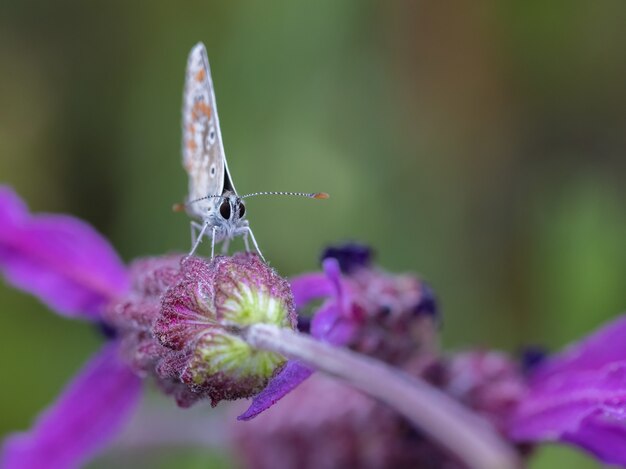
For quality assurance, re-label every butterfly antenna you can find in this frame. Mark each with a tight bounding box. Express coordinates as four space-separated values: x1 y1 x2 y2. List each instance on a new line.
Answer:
240 191 330 200
172 194 224 212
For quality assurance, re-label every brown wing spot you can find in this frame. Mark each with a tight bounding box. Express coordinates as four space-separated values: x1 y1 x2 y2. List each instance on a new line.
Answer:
195 68 206 82
191 101 212 120
186 139 197 151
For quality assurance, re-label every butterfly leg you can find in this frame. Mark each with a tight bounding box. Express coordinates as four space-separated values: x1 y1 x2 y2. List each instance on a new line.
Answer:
221 237 231 255
246 227 265 263
189 220 210 257
190 221 201 247
243 231 251 252
210 226 218 259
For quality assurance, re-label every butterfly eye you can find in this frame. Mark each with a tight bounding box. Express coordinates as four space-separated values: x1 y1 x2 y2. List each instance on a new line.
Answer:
238 202 246 218
219 200 231 219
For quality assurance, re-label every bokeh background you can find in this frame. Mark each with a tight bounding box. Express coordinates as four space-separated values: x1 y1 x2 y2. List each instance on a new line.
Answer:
1 1 625 468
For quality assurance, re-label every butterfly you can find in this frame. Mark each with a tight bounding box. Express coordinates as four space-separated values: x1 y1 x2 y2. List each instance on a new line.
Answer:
178 43 328 261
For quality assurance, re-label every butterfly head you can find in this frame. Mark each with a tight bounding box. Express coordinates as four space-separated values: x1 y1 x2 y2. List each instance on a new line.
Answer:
174 190 328 225
218 192 246 222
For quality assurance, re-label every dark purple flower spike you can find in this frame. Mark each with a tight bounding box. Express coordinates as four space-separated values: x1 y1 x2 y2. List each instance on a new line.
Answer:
509 315 626 466
0 186 142 469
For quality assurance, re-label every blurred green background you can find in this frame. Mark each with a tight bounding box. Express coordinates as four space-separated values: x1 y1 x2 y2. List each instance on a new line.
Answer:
1 1 625 468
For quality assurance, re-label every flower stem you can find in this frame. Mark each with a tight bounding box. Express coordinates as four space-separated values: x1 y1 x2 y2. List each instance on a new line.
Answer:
242 323 521 469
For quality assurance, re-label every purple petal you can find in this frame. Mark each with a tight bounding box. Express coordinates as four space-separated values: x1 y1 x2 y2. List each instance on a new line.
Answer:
289 258 354 312
238 361 314 420
531 315 626 384
310 301 341 339
289 272 333 307
1 342 142 469
563 410 626 467
0 186 28 227
510 362 626 441
310 301 358 346
322 258 342 296
509 318 626 464
322 257 357 314
0 186 129 319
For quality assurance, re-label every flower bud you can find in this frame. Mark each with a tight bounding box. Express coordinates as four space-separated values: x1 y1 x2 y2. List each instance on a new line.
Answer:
154 253 297 405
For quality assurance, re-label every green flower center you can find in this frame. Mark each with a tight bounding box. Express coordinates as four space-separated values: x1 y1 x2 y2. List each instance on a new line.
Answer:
191 281 291 382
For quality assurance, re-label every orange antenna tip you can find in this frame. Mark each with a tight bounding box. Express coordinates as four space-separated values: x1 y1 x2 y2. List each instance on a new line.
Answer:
313 192 330 200
172 203 186 212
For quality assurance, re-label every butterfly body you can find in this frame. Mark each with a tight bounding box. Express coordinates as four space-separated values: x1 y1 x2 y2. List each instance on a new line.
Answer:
181 43 263 259
180 42 327 260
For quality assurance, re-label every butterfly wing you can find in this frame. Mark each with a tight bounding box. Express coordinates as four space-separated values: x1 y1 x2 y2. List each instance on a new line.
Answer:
182 42 236 219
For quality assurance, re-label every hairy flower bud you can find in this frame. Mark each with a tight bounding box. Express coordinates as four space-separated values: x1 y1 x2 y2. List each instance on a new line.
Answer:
154 254 297 405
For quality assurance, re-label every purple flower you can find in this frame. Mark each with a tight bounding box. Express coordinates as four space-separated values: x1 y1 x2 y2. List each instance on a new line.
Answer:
0 188 532 467
509 315 626 466
0 186 298 467
235 245 528 468
239 243 439 420
0 186 142 469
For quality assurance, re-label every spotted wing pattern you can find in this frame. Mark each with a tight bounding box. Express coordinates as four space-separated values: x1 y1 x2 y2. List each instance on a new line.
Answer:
182 42 230 219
